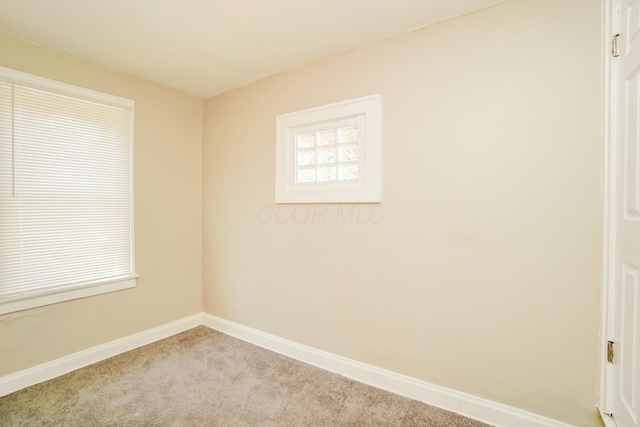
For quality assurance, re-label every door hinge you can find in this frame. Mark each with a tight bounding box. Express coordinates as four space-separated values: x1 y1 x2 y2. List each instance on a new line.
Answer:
607 341 615 363
612 34 620 58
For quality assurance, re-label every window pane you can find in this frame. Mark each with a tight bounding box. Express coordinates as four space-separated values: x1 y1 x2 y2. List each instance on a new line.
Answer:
339 165 359 181
297 168 316 183
317 147 336 164
317 166 337 182
338 145 358 162
338 127 357 143
297 133 315 148
318 130 336 146
297 150 315 166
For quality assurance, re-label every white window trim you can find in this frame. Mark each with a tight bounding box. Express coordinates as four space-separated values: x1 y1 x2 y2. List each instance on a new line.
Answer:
0 278 137 315
276 94 382 203
0 67 132 109
0 66 138 315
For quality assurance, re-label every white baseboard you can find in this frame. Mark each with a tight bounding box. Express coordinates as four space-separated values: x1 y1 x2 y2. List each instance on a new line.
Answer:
0 313 202 397
0 312 577 427
203 313 575 427
597 407 617 427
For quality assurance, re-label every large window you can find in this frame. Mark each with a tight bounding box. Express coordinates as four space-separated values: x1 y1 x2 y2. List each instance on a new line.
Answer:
0 67 136 315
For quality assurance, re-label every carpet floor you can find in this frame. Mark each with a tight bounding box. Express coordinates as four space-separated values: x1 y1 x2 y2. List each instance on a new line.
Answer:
0 326 492 426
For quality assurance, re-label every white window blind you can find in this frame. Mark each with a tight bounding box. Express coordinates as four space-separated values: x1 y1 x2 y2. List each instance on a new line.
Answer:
0 68 136 314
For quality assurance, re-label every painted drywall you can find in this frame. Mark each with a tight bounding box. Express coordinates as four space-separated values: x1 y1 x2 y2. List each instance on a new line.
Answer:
0 33 203 375
202 0 603 425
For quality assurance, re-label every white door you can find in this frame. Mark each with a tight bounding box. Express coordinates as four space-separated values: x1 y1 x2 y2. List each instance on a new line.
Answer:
610 0 640 425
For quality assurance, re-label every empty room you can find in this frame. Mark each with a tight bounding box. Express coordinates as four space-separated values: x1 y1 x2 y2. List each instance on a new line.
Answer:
0 0 635 426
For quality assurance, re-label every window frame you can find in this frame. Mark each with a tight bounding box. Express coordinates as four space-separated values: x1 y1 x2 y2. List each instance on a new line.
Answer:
276 94 382 203
0 66 137 315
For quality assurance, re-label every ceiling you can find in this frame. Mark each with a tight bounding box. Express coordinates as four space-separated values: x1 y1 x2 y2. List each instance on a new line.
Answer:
0 0 511 98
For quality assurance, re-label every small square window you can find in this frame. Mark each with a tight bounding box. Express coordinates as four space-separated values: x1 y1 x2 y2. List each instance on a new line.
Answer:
276 95 381 203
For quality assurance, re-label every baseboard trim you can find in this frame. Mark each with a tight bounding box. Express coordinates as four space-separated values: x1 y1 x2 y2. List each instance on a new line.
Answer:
597 407 617 427
1 312 576 427
203 313 574 427
0 313 202 397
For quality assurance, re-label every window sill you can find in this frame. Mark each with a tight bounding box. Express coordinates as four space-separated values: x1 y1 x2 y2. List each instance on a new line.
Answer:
0 275 139 315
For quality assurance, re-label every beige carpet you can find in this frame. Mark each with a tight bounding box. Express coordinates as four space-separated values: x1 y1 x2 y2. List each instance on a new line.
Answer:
0 326 491 426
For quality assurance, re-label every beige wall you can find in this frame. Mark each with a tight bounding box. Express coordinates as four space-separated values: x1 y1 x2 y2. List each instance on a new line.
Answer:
0 0 603 424
0 34 203 375
202 0 603 425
